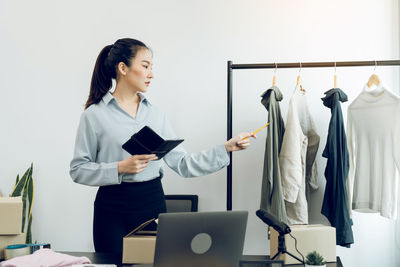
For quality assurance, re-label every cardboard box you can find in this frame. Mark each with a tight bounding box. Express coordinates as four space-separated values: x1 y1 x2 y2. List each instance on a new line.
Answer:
122 218 157 264
0 232 26 259
270 224 336 265
0 197 23 235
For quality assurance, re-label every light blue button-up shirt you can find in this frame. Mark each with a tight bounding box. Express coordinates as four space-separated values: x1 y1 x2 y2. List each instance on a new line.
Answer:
70 92 230 186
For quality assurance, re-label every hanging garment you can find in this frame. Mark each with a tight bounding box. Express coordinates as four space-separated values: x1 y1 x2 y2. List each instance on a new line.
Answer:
321 88 354 248
260 86 288 224
280 87 320 225
347 84 400 219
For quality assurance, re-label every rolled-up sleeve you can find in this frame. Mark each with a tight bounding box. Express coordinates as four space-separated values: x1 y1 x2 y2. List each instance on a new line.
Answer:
70 113 120 186
162 115 230 178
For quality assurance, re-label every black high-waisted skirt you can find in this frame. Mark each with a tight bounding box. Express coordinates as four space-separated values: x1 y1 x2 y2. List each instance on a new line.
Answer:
93 177 166 254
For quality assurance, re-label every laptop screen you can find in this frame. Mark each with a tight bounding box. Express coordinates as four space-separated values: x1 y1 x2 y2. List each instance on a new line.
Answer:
153 211 248 267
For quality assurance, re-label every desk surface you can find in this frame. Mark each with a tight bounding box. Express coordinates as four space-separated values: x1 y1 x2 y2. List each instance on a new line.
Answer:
64 252 343 267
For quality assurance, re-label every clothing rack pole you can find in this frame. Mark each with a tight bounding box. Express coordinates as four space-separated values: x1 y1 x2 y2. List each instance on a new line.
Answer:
231 60 400 70
227 60 233 211
226 59 400 211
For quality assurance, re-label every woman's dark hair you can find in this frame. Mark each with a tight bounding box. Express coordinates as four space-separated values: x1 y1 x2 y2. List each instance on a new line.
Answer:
85 38 149 109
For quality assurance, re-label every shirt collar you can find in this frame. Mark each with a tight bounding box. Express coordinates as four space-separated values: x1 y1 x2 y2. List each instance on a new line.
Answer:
363 83 385 96
102 91 151 106
102 91 114 104
137 92 151 105
359 83 387 103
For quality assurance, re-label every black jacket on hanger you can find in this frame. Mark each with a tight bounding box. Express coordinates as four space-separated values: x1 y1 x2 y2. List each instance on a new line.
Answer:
321 88 354 248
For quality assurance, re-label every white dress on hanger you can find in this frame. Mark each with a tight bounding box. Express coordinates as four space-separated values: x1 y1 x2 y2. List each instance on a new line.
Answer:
347 84 400 219
279 87 320 225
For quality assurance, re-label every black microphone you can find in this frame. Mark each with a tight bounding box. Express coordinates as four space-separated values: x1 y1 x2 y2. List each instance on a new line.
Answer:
256 209 291 235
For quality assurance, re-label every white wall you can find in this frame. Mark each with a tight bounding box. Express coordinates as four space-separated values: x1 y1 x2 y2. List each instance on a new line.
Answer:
0 1 399 266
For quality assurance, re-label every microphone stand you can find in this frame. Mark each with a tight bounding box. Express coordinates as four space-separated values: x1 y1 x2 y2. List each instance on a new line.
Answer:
271 232 304 264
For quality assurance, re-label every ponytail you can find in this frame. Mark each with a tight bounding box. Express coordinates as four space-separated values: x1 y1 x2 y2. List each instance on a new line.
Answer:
85 45 113 109
84 38 148 109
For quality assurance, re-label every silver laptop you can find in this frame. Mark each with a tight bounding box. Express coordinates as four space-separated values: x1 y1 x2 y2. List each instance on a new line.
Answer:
141 210 248 267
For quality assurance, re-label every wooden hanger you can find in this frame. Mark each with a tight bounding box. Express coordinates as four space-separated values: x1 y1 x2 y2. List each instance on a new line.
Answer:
272 63 277 86
296 62 306 93
367 74 381 88
367 61 381 88
296 62 301 87
334 62 338 88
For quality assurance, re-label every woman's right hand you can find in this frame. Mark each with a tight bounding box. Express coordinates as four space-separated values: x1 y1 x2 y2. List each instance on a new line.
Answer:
118 154 158 174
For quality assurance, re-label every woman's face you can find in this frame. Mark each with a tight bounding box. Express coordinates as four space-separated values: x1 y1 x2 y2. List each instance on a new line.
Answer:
122 48 154 92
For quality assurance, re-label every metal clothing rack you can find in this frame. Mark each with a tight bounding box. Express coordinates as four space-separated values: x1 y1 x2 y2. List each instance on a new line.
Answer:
226 59 400 210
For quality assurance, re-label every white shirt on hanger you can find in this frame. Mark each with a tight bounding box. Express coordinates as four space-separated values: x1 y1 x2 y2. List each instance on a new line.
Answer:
347 84 400 220
279 87 320 225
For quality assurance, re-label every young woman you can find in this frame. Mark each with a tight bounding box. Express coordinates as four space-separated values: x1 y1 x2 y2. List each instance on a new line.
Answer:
70 38 254 254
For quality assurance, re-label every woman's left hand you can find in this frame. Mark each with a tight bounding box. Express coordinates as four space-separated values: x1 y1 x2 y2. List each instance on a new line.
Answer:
224 132 256 152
